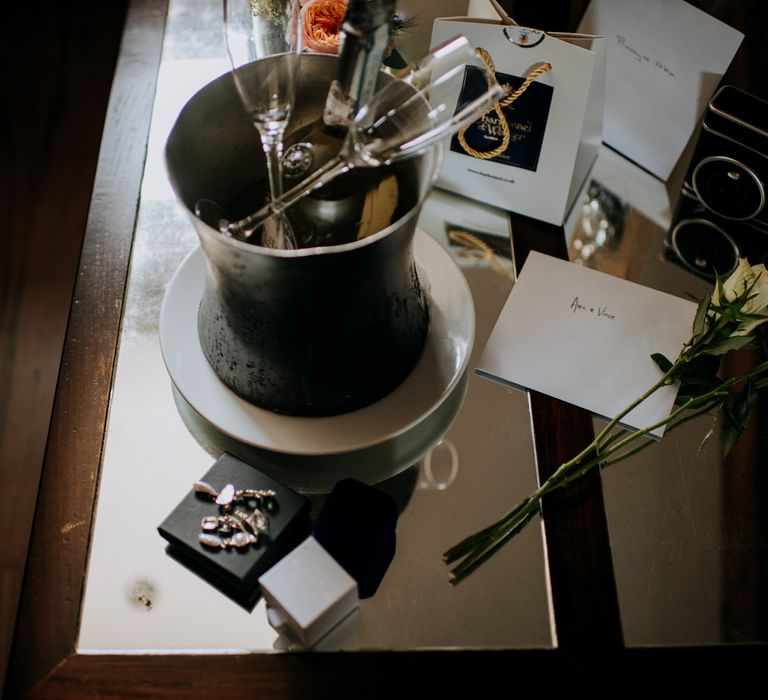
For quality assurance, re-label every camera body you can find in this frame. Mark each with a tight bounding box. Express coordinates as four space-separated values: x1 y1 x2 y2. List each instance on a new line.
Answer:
669 86 768 279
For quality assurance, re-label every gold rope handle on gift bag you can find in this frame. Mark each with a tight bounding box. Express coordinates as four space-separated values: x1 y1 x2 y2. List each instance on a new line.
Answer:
458 48 552 160
448 229 514 279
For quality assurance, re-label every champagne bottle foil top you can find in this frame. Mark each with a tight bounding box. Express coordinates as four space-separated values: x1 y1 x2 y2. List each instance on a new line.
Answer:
343 0 396 32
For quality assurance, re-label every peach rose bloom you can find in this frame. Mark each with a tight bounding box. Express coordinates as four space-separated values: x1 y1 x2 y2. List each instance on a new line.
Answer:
300 0 347 54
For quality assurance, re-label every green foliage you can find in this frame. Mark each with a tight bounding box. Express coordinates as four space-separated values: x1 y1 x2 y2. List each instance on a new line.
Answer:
248 0 285 23
446 260 768 585
702 335 753 356
692 291 710 338
673 354 722 405
651 352 673 374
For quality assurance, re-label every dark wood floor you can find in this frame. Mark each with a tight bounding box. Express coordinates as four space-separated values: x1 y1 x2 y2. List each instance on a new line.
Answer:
0 1 130 691
1 0 767 695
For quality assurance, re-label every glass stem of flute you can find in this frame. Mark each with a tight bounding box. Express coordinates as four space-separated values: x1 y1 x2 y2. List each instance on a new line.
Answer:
232 156 351 240
257 126 291 246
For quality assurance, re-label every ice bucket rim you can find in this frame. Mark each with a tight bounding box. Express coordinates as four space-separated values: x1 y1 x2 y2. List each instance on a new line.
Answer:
164 54 444 258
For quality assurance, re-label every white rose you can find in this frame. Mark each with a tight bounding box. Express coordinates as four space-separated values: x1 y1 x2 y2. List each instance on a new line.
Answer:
713 257 768 334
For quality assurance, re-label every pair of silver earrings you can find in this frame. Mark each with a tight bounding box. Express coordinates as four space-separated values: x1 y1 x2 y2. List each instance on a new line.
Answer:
194 480 277 550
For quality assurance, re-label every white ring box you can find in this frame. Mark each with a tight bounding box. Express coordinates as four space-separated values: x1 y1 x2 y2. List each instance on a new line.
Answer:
258 536 358 647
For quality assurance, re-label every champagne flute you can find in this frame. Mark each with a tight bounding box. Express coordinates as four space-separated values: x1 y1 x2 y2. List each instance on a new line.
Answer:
223 0 301 249
218 36 506 243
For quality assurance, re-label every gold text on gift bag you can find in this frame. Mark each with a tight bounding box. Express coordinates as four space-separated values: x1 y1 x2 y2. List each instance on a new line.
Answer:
457 48 552 162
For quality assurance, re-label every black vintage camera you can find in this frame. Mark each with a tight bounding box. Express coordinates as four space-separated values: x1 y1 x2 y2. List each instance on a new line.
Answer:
669 86 768 279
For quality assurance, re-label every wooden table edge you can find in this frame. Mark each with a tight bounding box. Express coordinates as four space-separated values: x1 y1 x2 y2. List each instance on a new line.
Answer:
5 0 169 696
13 1 768 696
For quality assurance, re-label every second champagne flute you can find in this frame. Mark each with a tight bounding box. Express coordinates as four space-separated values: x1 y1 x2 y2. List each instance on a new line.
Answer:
223 0 301 249
223 36 507 243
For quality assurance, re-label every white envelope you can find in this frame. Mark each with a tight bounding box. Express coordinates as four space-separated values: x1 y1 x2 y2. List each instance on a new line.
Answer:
578 0 743 181
476 252 698 436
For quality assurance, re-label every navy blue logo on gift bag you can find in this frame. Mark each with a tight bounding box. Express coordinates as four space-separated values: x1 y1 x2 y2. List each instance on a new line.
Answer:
450 66 553 171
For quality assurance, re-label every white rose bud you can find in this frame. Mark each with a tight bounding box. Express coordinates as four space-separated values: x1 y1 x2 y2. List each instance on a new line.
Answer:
713 258 768 335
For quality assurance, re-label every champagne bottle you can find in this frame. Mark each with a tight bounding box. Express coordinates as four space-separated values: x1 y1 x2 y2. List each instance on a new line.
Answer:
282 0 400 247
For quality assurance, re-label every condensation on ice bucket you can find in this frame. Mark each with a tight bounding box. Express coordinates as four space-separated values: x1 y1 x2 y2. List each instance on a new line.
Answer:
165 54 442 416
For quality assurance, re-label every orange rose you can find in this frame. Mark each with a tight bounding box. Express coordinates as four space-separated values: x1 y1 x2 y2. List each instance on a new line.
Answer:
300 0 347 54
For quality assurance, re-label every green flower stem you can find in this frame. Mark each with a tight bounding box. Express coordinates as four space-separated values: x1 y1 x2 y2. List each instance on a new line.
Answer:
448 510 538 583
555 365 677 474
447 371 676 581
560 402 717 488
595 427 629 452
756 377 768 390
447 278 768 585
532 367 678 497
664 403 720 434
443 497 534 562
447 357 768 584
543 364 765 488
736 359 768 389
601 403 718 466
614 357 768 456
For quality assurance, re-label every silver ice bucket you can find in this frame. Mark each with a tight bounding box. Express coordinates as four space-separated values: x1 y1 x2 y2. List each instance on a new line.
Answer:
166 54 442 416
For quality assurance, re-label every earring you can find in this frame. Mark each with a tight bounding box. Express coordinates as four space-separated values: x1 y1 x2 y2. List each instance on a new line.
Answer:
194 480 276 508
194 480 275 550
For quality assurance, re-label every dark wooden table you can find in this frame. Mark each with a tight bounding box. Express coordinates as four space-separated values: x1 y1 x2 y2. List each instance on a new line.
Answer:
4 1 768 697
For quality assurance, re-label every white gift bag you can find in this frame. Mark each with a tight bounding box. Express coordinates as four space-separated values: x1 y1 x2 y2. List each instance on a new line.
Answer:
431 9 605 226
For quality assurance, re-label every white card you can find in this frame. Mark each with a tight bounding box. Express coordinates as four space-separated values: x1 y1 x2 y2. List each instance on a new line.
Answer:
578 0 743 180
476 252 698 436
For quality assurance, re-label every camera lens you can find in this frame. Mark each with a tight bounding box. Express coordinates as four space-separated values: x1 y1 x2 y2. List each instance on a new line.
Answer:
692 156 764 221
670 218 739 279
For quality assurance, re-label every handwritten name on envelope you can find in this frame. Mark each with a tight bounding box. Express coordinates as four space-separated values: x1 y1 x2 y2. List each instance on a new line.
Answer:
476 252 697 436
578 0 743 181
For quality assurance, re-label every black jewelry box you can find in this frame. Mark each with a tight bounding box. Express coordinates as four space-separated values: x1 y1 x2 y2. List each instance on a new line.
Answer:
313 479 398 599
158 453 310 609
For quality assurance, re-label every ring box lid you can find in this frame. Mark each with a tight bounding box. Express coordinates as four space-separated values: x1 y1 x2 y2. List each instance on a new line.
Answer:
258 536 358 648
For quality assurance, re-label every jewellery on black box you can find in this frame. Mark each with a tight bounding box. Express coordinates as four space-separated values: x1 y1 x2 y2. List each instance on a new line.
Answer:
193 480 276 507
193 480 276 550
